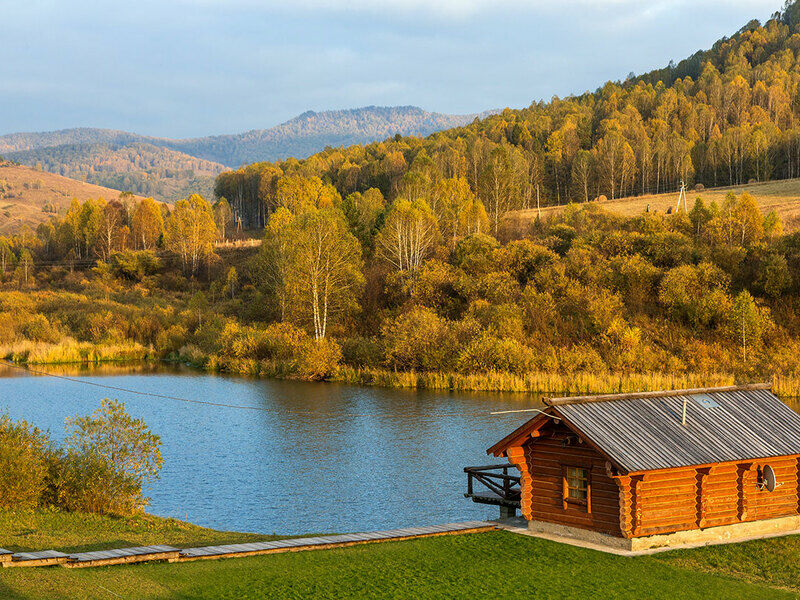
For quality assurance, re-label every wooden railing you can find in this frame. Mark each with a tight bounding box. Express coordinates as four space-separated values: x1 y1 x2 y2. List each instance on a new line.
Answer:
464 464 521 509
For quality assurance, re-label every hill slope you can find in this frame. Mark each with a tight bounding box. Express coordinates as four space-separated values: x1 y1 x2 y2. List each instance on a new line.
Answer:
0 106 488 203
8 142 225 202
0 162 145 235
500 179 800 238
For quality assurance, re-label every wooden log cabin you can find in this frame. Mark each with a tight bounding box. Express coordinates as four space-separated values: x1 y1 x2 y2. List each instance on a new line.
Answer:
488 384 800 550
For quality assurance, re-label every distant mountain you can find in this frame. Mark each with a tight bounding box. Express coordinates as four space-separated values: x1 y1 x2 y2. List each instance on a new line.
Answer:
164 106 489 166
0 106 489 202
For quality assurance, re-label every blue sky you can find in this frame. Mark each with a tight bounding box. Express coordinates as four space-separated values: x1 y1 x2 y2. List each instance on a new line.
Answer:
0 0 780 138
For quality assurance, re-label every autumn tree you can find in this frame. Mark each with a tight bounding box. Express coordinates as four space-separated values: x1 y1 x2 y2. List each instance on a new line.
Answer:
571 150 594 203
14 249 34 287
213 198 234 241
61 399 162 515
375 199 440 275
164 194 218 275
97 200 126 261
275 175 340 214
729 290 767 361
255 208 294 321
285 208 364 339
131 198 163 250
0 237 14 279
480 146 512 231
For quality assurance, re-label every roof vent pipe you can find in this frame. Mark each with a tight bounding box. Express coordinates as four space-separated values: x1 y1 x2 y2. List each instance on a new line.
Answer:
682 398 687 426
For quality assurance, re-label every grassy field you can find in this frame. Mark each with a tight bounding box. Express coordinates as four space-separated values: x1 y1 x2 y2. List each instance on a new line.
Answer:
502 178 800 236
1 530 797 599
0 163 146 235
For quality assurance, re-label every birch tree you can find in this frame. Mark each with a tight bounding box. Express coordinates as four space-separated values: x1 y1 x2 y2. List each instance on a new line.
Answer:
164 194 217 275
285 208 363 339
131 198 163 250
375 198 439 274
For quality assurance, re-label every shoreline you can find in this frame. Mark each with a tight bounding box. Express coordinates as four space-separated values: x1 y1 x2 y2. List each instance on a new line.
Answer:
7 353 800 397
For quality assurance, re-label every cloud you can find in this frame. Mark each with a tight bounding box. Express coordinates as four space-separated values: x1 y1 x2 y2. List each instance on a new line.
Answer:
176 0 779 19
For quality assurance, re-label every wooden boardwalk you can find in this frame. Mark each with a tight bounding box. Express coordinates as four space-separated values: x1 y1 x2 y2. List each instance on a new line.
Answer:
0 521 495 569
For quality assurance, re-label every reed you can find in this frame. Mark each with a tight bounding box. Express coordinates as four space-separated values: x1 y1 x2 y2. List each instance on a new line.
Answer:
2 341 754 397
1 340 151 365
770 374 800 397
332 367 735 395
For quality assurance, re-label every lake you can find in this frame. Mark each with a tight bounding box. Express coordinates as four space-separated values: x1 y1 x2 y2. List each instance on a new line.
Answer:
0 363 542 535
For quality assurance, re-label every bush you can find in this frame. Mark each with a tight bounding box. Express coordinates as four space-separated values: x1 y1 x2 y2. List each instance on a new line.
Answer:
340 337 383 368
156 324 188 355
382 307 457 371
56 451 142 515
109 251 161 282
261 322 309 360
0 414 55 509
19 313 61 343
296 337 342 380
456 333 535 374
59 399 162 516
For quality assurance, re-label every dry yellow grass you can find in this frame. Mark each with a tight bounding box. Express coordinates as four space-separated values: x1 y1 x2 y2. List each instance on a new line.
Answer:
0 163 146 235
502 178 800 236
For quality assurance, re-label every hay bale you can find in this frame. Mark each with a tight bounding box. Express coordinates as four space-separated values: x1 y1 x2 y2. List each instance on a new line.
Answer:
593 195 608 203
694 183 705 192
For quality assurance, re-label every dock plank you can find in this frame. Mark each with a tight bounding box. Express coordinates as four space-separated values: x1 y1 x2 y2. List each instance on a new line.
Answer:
64 545 181 568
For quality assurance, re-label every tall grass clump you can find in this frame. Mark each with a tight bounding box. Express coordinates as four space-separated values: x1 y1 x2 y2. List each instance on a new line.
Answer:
332 367 735 395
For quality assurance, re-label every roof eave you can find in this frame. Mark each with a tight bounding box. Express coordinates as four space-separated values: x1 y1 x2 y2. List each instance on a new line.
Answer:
486 412 552 457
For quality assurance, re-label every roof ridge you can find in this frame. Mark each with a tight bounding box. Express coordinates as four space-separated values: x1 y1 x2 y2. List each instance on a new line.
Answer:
544 383 772 407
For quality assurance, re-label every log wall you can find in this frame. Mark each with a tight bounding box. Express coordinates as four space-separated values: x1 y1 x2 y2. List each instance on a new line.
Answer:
507 423 800 539
618 455 800 538
513 423 622 536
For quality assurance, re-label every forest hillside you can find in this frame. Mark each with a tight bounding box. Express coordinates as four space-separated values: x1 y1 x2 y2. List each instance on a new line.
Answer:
0 107 485 202
8 5 800 397
212 4 800 232
0 162 145 235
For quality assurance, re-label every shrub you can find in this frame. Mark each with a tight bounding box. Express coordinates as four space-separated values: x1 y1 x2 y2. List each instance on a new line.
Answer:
19 313 61 343
0 414 55 509
59 399 162 516
56 450 141 515
382 307 457 371
156 324 188 355
261 322 309 360
109 251 161 282
658 262 731 328
296 337 342 380
340 337 383 368
456 333 535 374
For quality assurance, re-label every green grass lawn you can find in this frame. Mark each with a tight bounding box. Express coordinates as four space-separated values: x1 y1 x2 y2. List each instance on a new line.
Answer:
1 530 798 600
0 509 280 554
656 533 800 593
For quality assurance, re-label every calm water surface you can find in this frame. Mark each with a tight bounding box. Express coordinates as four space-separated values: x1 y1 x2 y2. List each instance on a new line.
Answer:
0 364 543 535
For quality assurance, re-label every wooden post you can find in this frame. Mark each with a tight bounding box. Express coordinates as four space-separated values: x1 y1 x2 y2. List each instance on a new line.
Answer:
696 468 711 528
615 476 633 538
632 475 644 537
737 463 753 522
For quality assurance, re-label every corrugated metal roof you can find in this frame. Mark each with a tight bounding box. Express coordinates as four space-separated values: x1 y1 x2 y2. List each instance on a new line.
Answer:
554 388 800 473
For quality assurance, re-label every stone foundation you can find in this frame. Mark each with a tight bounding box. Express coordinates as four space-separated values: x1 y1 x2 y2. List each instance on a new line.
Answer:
526 515 800 553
